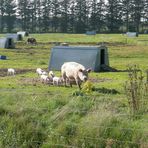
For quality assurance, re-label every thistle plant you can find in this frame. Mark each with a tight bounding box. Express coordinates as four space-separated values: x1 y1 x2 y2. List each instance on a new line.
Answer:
124 65 148 116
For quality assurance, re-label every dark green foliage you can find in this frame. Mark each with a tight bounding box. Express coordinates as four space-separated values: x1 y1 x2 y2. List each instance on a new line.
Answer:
130 0 145 32
72 90 84 96
60 0 70 33
0 0 147 33
89 0 106 32
74 0 89 33
17 0 30 31
0 0 16 33
122 0 132 32
51 0 60 32
0 0 5 32
106 0 123 32
42 0 51 32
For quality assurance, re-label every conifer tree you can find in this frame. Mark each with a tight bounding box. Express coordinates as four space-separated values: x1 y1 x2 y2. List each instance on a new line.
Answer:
75 0 89 33
4 0 16 32
106 0 123 32
0 0 5 32
51 0 60 32
17 0 30 31
60 0 70 33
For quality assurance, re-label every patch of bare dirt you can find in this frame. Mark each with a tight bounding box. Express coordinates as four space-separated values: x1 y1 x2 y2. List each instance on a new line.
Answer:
0 68 35 77
19 77 54 86
19 77 40 86
89 77 112 83
0 69 7 77
63 77 112 85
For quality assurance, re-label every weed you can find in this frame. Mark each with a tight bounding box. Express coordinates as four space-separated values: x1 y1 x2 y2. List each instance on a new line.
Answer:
124 65 148 116
82 81 94 94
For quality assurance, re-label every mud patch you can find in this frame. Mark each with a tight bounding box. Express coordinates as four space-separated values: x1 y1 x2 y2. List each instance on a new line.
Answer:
19 77 53 86
65 77 112 85
89 77 112 83
19 77 41 86
0 69 7 77
38 41 128 46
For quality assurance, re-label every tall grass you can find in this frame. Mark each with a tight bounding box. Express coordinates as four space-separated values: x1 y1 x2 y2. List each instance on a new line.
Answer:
0 34 148 147
125 65 148 116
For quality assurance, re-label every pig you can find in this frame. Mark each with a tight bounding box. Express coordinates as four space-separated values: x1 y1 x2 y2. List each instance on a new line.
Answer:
27 37 37 45
7 68 16 76
36 68 43 76
61 62 91 89
40 74 50 83
53 76 63 86
48 71 55 84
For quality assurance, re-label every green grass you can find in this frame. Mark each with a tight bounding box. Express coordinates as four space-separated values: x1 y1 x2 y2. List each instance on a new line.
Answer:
29 33 148 46
1 33 148 45
0 34 148 147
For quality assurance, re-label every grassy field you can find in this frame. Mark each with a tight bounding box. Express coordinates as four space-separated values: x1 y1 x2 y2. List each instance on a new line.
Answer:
0 34 148 147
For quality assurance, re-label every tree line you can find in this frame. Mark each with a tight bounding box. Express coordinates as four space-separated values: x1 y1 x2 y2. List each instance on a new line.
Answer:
0 0 147 33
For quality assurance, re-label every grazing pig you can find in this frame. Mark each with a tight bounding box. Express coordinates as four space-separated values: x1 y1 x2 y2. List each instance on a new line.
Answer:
53 76 63 86
61 62 91 89
7 68 16 76
27 38 37 44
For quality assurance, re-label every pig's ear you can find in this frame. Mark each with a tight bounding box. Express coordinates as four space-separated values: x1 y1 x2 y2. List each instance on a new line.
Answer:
79 69 83 72
87 68 91 73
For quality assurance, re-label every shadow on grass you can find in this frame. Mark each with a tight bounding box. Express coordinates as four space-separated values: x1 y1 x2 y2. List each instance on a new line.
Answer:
72 87 120 97
100 65 141 73
92 87 120 94
0 107 9 115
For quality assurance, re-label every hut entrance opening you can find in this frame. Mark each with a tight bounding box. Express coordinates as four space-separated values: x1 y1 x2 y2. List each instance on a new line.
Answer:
100 49 105 65
8 38 12 46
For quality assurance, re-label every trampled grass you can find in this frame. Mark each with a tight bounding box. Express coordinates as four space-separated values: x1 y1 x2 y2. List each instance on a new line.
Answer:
0 34 148 147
